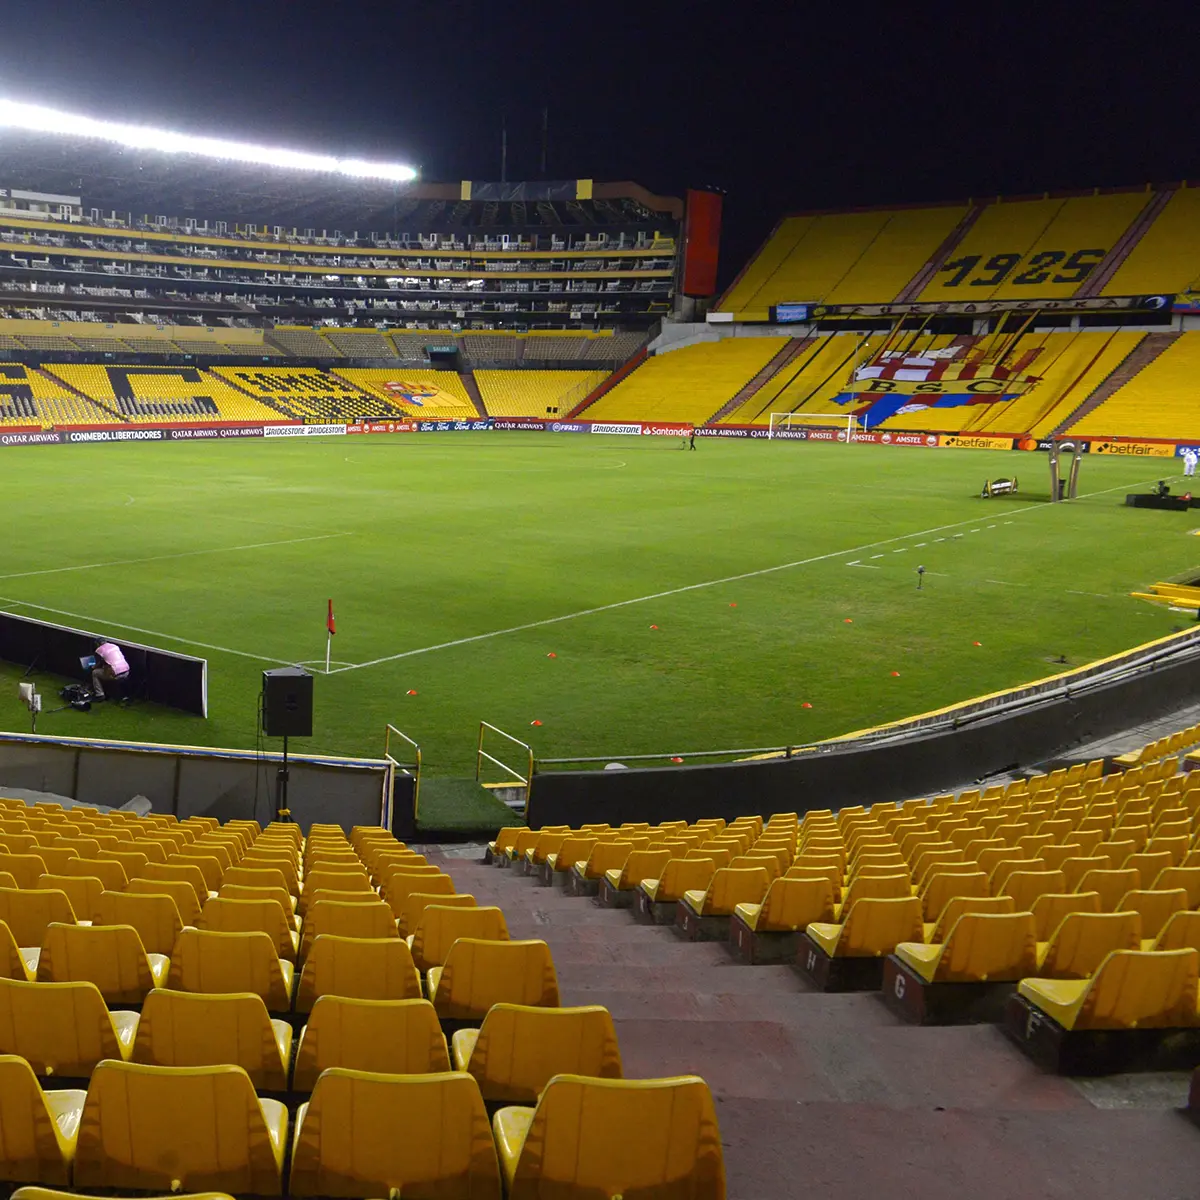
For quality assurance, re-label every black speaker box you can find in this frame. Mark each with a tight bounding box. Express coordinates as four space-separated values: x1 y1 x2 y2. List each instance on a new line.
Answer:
262 667 313 737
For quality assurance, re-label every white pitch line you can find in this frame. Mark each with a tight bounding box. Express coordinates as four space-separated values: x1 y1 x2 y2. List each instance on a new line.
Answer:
0 533 354 583
329 473 1162 677
0 596 298 666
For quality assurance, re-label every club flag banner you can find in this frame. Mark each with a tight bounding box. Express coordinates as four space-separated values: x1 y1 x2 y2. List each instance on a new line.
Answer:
831 344 1044 428
327 600 336 637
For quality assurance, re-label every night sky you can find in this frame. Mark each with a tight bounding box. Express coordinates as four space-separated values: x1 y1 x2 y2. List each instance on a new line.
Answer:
0 2 1194 285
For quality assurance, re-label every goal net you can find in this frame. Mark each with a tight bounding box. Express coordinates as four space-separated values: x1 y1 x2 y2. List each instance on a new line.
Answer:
768 411 859 441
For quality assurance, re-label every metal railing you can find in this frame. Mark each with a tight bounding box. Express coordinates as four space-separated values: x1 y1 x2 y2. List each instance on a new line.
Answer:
476 721 534 802
384 724 421 824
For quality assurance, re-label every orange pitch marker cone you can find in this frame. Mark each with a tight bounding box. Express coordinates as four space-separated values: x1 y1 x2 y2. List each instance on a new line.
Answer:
530 720 543 727
650 624 659 630
802 702 813 709
729 602 737 608
843 618 853 624
546 652 557 658
670 756 684 763
972 641 982 646
406 689 418 696
890 671 900 677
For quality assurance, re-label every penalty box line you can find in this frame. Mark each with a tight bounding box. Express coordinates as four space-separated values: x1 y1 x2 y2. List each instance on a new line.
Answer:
330 471 1169 677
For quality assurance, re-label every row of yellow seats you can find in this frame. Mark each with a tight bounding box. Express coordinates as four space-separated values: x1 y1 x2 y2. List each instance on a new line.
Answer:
1 1056 724 1199
1114 723 1200 768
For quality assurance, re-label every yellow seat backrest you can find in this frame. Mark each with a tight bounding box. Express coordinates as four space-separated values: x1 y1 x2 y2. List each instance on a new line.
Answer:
35 923 154 1006
432 939 559 1021
397 891 474 939
841 872 911 911
73 1060 284 1194
166 927 292 1013
300 899 397 958
615 849 671 889
456 1003 622 1104
927 894 1015 944
701 867 771 915
652 857 715 901
932 912 1037 982
758 876 835 931
920 870 990 921
410 905 509 972
0 977 124 1078
132 988 287 1090
836 896 924 957
1029 891 1101 941
35 876 104 925
0 855 49 891
294 934 421 1013
289 1068 499 1198
92 891 182 957
1039 910 1143 978
501 1073 723 1200
1076 948 1199 1029
291 996 449 1091
582 841 634 877
197 897 295 960
123 879 201 928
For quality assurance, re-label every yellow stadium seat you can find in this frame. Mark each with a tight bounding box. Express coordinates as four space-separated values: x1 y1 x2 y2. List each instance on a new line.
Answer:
91 890 181 956
1119 889 1189 941
0 1054 84 1186
1030 891 1102 941
0 855 48 890
224 865 292 896
918 870 990 922
288 1068 500 1198
408 904 509 973
291 996 449 1091
166 928 293 1013
1075 868 1141 912
36 923 166 1005
139 862 210 906
297 871 372 916
396 890 475 939
734 875 835 933
452 1003 622 1105
601 848 671 897
681 866 771 919
493 1073 724 1200
922 895 1016 945
299 899 397 959
428 939 560 1022
1036 910 1143 979
61 857 127 892
895 912 1038 983
1019 949 1200 1031
197 896 299 961
73 1060 286 1194
294 934 422 1013
123 877 202 927
638 857 715 906
0 920 34 981
807 896 925 958
33 876 102 925
132 989 291 1091
487 826 528 861
0 978 137 1077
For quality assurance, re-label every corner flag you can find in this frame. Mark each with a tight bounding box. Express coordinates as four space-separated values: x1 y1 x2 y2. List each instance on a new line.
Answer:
325 600 335 673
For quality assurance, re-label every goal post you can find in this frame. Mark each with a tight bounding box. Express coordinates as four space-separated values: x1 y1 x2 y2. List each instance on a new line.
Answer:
768 411 859 442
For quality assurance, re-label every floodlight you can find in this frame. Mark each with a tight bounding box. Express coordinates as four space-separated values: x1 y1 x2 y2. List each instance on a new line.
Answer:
0 99 418 182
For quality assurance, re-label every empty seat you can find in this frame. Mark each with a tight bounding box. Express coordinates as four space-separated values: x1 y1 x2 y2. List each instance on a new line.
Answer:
0 1054 85 1185
132 988 291 1091
999 870 1066 913
1119 889 1189 940
0 978 137 1077
1018 948 1200 1030
602 848 671 893
1036 910 1143 979
428 939 560 1022
95 891 181 955
298 871 371 916
919 870 990 922
1030 891 1102 941
123 877 202 927
1153 865 1200 907
895 912 1038 983
1152 909 1200 952
294 934 422 1013
168 854 224 893
493 1074 724 1200
382 869 454 917
289 1068 500 1197
0 854 48 890
408 905 509 973
166 928 293 1013
397 892 475 940
453 1003 622 1104
218 884 298 926
35 876 103 925
140 862 210 906
0 921 34 982
733 876 835 932
639 858 716 905
807 896 924 958
291 996 449 1091
62 858 127 892
681 866 771 918
36 923 166 1005
225 865 292 895
299 899 397 959
835 873 912 920
73 1060 286 1194
198 897 299 961
1075 868 1141 912
922 895 1016 944
573 841 634 881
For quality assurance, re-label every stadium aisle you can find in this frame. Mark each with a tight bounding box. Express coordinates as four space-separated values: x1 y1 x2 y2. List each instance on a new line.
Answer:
432 850 1200 1200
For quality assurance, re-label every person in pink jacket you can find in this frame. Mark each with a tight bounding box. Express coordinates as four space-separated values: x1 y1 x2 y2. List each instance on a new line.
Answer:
91 641 130 701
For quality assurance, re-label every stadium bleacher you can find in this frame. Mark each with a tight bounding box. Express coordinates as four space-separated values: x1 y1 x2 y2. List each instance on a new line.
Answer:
0 363 116 426
43 365 283 424
584 337 790 424
1069 331 1200 440
0 802 725 1198
475 369 607 417
210 366 403 422
334 368 477 418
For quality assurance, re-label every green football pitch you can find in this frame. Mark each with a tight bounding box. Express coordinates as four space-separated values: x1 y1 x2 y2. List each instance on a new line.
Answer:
0 433 1195 826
